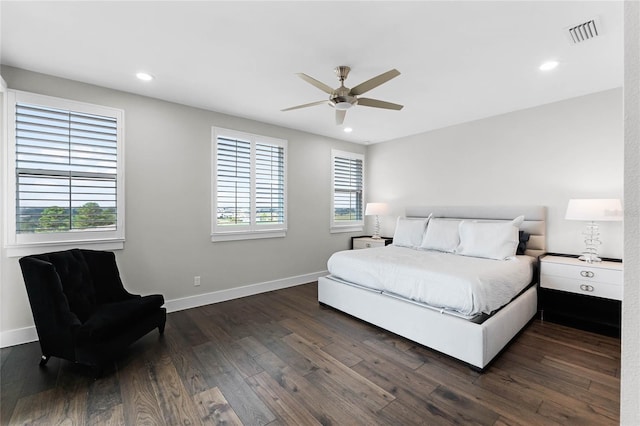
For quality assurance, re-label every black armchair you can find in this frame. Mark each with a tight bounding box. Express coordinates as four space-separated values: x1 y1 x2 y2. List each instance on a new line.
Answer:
19 249 166 369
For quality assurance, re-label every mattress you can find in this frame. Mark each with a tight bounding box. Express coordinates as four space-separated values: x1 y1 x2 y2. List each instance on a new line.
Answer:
327 245 535 317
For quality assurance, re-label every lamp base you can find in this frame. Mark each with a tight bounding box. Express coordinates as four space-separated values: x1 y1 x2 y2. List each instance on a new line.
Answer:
371 215 382 240
579 254 602 263
579 221 602 264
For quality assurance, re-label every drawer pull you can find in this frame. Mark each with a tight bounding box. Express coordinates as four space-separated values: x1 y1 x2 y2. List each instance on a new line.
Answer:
580 284 595 292
365 243 371 248
580 271 595 278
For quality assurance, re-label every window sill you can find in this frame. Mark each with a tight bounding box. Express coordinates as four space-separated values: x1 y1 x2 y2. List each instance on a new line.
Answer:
330 225 364 234
211 229 286 242
5 239 124 258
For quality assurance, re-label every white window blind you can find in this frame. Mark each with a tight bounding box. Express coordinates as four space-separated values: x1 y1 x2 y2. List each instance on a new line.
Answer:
5 90 125 255
216 136 251 226
331 150 364 232
212 128 287 241
255 143 285 225
16 103 118 233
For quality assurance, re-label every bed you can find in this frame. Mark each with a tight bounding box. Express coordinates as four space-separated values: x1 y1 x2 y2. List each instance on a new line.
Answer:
318 205 546 370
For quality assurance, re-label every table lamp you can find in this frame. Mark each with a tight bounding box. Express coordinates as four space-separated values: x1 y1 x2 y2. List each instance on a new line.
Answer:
365 202 389 239
565 198 623 263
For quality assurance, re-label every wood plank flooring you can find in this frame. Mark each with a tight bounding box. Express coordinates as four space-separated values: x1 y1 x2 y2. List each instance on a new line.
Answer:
1 282 620 425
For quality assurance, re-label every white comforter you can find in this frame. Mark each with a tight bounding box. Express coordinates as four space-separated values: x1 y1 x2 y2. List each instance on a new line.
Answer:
327 245 534 316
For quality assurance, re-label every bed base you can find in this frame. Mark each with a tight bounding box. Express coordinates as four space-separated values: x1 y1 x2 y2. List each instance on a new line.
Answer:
318 275 537 370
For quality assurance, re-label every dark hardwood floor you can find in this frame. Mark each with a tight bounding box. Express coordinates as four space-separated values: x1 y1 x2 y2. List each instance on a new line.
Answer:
1 282 620 425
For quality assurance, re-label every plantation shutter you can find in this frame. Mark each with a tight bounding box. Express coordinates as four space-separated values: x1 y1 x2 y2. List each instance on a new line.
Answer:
255 142 285 225
212 127 287 240
333 154 363 222
15 103 118 234
216 136 252 226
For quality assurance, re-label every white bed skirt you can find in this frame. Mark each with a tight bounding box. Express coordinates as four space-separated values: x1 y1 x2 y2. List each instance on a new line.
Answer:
318 275 537 369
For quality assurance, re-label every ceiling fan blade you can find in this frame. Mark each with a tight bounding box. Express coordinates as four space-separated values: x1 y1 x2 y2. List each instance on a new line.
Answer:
335 109 346 125
357 98 404 110
297 73 334 94
281 100 328 112
349 69 401 96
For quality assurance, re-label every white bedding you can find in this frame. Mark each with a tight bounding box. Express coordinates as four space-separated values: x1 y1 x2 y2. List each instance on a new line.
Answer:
327 245 535 316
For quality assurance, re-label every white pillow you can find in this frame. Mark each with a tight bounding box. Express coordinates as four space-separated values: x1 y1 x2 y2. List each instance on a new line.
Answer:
420 218 461 252
456 215 524 260
392 216 430 248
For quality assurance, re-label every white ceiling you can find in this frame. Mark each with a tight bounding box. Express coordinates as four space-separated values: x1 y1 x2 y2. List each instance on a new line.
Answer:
0 1 623 144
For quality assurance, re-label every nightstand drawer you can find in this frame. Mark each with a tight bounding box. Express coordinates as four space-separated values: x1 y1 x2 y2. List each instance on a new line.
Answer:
353 239 386 249
540 275 623 300
351 236 393 250
540 255 623 286
541 257 622 285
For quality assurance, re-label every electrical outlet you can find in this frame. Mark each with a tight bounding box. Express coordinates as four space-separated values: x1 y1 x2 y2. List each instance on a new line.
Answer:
194 276 201 286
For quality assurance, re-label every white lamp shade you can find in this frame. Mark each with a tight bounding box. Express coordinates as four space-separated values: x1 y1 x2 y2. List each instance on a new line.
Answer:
565 199 623 221
365 202 390 216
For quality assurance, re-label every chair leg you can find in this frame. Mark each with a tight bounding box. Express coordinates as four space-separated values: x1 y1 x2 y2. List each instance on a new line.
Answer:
158 322 165 335
39 355 50 366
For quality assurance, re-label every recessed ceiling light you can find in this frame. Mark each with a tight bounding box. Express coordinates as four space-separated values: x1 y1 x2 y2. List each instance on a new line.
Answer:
539 61 559 71
136 72 154 81
344 127 353 133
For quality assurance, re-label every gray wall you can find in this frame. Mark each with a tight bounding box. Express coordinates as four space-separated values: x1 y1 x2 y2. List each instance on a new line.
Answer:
0 66 365 337
366 88 624 259
622 1 640 423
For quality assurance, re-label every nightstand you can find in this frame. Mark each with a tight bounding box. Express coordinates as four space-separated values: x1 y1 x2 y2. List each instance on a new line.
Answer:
539 254 623 336
351 236 393 250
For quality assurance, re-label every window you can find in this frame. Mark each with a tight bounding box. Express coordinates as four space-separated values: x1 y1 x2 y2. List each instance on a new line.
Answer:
211 127 287 241
331 149 364 233
4 90 124 256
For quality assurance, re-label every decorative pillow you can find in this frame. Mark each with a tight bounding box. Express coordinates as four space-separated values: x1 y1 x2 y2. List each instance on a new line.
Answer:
393 216 430 248
420 218 461 252
456 215 524 260
517 230 530 255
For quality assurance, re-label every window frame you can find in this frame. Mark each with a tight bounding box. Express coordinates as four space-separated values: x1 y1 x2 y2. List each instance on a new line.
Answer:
330 149 365 233
4 90 125 257
211 127 287 242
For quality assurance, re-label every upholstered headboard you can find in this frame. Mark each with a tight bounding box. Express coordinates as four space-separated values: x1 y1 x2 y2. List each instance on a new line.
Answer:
405 205 547 258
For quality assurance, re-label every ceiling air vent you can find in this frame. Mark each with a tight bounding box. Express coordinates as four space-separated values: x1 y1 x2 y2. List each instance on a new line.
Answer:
566 18 600 44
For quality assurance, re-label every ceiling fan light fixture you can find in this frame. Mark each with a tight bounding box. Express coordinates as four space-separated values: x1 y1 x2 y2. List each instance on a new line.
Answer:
334 101 353 110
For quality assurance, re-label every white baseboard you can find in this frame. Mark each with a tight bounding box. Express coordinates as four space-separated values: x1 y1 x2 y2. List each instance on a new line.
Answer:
0 326 39 348
0 271 327 348
164 270 327 313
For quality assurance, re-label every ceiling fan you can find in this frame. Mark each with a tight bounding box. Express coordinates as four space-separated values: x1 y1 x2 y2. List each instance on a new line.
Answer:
282 66 403 125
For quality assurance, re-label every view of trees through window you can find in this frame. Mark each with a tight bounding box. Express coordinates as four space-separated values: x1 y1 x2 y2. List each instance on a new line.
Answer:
13 98 120 238
18 202 116 233
333 206 363 221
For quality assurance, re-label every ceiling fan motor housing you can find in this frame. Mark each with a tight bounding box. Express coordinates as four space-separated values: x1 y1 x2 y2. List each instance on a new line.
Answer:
331 85 358 110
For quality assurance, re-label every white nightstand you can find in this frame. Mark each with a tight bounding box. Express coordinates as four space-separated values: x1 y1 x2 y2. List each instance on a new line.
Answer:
539 254 623 336
540 255 623 300
352 236 392 250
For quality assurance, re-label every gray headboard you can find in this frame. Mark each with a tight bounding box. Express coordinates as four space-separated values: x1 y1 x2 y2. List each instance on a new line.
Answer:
405 205 547 258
